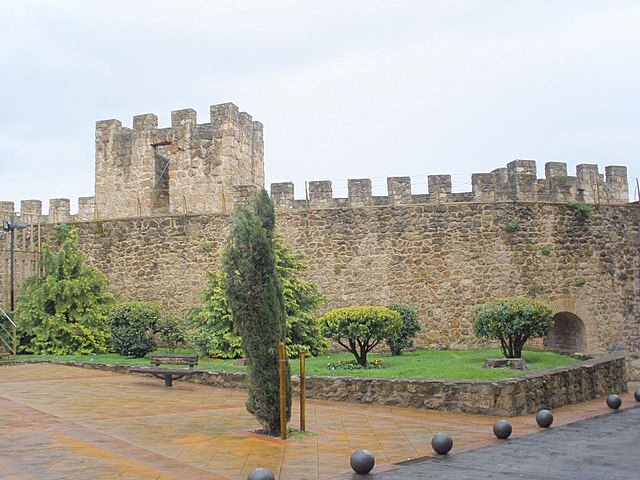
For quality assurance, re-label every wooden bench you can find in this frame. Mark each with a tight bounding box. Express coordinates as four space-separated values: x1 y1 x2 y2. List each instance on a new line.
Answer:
130 354 198 387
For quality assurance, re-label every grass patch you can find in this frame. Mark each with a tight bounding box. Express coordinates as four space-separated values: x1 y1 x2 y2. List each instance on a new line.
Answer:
18 348 578 381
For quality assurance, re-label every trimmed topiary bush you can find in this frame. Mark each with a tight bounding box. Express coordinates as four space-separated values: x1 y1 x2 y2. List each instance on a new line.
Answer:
385 304 421 355
108 302 160 357
320 306 402 367
473 297 553 359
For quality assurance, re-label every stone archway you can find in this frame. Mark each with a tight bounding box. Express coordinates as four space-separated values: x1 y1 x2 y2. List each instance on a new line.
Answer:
544 311 587 353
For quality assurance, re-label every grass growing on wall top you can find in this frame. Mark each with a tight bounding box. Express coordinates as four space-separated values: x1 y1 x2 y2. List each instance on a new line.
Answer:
17 348 579 381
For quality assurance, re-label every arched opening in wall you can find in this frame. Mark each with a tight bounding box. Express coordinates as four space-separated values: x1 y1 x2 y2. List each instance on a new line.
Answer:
544 312 587 353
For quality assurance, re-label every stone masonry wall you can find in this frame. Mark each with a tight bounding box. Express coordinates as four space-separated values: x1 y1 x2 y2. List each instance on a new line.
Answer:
17 199 639 377
93 103 264 220
40 353 628 416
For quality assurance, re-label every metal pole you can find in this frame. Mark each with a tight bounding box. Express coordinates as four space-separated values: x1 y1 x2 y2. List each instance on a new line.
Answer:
9 224 15 313
279 341 287 440
12 324 16 362
300 351 306 432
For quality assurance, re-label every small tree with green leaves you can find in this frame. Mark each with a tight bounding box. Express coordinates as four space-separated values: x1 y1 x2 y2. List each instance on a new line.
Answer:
15 225 115 355
156 313 187 353
320 306 402 367
108 302 160 357
385 304 421 355
473 297 554 359
188 271 244 359
189 236 325 359
222 189 291 436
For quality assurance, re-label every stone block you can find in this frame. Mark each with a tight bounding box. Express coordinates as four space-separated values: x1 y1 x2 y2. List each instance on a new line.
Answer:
348 179 372 206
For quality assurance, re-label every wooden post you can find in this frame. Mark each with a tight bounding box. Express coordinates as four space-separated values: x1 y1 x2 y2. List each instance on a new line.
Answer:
279 341 287 440
300 351 306 432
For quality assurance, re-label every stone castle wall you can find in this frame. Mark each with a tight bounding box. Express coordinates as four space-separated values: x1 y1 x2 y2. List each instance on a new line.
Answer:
8 197 638 368
0 102 638 376
92 103 264 220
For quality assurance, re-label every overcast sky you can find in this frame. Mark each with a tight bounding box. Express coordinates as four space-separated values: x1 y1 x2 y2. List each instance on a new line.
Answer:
1 0 638 211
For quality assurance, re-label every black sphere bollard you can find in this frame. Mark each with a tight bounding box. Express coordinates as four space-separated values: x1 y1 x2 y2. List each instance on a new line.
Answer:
247 467 275 480
350 449 375 475
431 432 453 455
634 389 640 402
606 394 622 410
492 420 512 439
536 409 554 428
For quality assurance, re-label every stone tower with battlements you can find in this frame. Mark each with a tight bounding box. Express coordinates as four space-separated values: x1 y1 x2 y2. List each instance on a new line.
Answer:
93 102 263 219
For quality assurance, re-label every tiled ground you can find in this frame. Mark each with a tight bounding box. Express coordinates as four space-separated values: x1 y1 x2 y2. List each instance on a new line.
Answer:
0 363 636 480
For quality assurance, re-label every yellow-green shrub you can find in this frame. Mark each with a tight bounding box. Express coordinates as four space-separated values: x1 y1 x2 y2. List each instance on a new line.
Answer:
320 306 402 366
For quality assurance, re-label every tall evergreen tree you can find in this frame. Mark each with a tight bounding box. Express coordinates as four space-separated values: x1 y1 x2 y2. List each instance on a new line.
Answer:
222 189 291 435
189 236 326 360
15 224 115 354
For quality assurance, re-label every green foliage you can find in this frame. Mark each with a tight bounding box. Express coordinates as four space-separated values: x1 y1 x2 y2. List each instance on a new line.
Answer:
532 283 545 295
21 348 580 381
189 237 326 359
320 306 402 366
274 235 326 357
188 271 243 359
575 277 587 287
200 242 214 252
108 302 160 357
473 297 553 359
385 304 421 355
326 358 383 370
156 313 187 354
569 202 593 221
541 245 552 256
15 225 115 355
222 189 291 436
505 218 519 232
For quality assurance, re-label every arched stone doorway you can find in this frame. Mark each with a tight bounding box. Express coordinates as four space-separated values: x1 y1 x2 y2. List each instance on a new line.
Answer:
544 312 587 353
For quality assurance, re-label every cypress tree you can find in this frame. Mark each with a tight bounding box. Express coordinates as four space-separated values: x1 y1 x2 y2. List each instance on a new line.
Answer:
222 189 291 435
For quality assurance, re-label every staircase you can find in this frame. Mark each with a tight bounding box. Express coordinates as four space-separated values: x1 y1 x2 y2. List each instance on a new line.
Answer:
0 306 17 365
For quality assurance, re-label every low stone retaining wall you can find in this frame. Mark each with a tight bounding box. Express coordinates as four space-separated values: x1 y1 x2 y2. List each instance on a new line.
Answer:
34 353 627 416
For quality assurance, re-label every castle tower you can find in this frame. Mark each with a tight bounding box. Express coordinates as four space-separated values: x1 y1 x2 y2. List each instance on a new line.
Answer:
94 103 264 219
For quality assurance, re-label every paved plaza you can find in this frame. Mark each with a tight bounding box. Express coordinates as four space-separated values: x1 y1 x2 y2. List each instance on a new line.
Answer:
365 406 640 480
0 363 637 479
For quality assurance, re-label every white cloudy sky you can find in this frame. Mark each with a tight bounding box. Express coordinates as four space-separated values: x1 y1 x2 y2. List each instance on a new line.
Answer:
0 0 638 211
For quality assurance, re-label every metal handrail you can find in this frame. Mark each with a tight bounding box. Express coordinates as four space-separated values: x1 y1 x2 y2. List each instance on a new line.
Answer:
0 305 16 327
0 304 17 362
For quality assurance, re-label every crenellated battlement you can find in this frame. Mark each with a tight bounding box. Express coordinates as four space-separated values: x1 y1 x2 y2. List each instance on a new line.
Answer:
0 183 264 224
0 160 630 224
94 102 264 220
271 160 629 209
0 102 632 224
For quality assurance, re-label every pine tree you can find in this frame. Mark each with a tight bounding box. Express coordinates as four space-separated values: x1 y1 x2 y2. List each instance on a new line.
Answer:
222 189 291 435
15 224 115 354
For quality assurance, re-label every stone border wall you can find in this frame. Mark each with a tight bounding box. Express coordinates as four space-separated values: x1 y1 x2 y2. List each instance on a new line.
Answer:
30 353 626 416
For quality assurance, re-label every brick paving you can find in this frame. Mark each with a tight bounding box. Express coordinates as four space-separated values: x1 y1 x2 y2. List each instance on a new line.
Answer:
0 363 637 480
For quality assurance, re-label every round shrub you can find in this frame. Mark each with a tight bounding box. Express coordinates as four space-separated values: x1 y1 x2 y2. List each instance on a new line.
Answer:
386 304 421 355
473 297 553 359
156 313 187 354
320 306 402 367
108 302 161 357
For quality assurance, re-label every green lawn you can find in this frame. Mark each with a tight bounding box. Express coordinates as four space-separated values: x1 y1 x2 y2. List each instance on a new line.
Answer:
18 348 579 381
